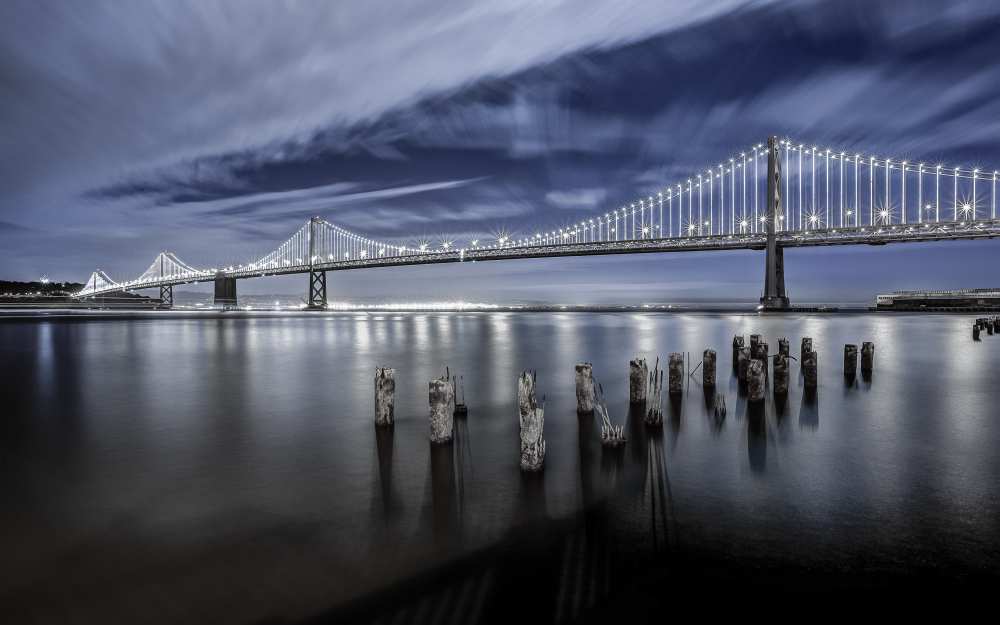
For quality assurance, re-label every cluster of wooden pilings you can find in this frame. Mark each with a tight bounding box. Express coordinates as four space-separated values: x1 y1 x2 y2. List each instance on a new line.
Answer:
373 335 877 471
973 317 1000 340
843 342 875 381
735 334 790 403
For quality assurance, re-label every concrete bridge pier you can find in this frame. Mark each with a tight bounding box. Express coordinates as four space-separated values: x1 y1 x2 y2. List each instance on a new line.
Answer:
308 270 327 309
214 273 237 309
761 135 790 310
158 284 173 309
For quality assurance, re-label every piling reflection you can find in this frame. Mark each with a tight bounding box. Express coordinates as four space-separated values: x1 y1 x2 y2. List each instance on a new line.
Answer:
516 470 548 525
799 388 819 429
747 402 767 473
426 441 460 543
373 426 401 522
642 429 672 553
577 412 598 506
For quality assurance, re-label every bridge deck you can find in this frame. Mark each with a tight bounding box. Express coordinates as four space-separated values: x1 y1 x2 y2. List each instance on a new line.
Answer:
85 220 1000 295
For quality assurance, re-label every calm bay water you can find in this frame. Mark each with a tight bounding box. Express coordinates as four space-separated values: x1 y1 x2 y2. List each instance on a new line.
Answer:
2 311 999 622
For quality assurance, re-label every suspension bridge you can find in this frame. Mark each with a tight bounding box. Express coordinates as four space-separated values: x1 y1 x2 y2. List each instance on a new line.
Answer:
76 136 1000 310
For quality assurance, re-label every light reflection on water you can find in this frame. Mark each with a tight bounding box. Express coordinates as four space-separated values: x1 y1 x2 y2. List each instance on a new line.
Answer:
1 312 999 622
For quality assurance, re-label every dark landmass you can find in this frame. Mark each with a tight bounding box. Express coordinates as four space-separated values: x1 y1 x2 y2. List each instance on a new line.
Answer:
0 279 153 307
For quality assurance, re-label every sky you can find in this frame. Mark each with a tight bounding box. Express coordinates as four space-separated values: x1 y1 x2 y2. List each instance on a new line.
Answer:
2 0 999 304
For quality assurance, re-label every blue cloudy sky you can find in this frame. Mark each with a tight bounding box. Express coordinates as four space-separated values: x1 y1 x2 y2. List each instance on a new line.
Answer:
2 0 998 303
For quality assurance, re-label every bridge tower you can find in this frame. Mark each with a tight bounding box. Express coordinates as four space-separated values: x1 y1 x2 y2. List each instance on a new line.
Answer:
307 216 327 309
157 254 173 308
761 135 790 310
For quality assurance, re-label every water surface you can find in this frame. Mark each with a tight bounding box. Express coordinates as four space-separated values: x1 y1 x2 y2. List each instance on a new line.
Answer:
1 312 998 622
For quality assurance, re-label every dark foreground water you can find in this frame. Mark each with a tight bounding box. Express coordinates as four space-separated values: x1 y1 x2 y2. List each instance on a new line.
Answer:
2 311 999 622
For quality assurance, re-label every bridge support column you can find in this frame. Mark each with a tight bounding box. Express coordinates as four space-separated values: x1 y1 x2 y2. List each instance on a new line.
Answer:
761 135 790 310
306 216 327 310
158 284 173 309
308 270 327 309
214 273 237 309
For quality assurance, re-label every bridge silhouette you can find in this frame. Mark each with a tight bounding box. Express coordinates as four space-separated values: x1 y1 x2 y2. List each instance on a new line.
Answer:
77 137 1000 310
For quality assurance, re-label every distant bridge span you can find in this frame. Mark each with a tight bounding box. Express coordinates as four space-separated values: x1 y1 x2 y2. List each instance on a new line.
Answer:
77 136 1000 309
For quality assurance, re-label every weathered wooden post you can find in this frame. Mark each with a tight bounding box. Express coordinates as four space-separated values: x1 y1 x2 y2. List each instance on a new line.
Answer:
844 344 858 379
973 324 981 341
575 363 595 415
629 358 649 406
988 322 995 336
778 337 789 357
668 352 684 395
993 317 1000 333
749 334 761 353
646 359 664 425
732 335 745 369
861 341 874 376
518 371 546 471
452 374 468 417
803 350 818 389
737 347 751 384
773 353 789 396
748 360 765 403
703 349 717 388
429 372 455 444
801 337 813 362
752 342 769 379
374 367 395 427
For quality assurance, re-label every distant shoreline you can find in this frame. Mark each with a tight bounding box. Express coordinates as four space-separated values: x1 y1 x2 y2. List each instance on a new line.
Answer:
4 306 995 321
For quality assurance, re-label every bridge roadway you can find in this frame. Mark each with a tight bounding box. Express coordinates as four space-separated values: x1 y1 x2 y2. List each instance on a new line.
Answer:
112 218 1000 294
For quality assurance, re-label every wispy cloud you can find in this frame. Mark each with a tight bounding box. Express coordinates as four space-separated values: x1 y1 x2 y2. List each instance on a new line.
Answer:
545 188 607 210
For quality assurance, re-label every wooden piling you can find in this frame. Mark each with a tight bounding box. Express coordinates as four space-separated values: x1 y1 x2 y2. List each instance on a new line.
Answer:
748 360 765 403
518 371 546 471
752 342 769 380
452 374 468 417
732 335 745 369
428 373 455 444
668 353 684 395
646 359 664 425
973 324 981 341
778 337 790 357
773 353 789 396
861 342 874 375
803 350 818 389
374 367 395 427
737 347 751 383
575 363 595 415
629 358 649 406
703 349 717 388
801 337 813 362
844 344 858 379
